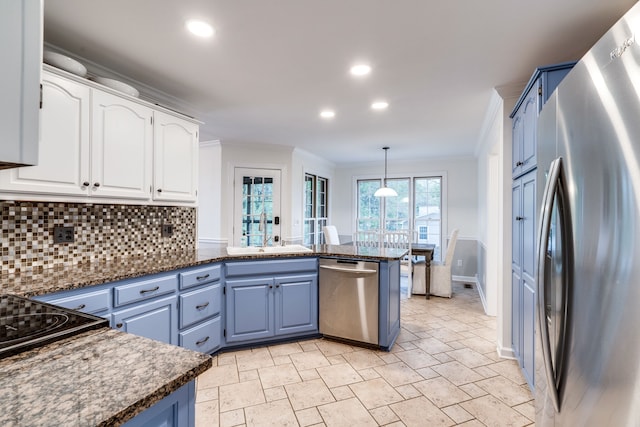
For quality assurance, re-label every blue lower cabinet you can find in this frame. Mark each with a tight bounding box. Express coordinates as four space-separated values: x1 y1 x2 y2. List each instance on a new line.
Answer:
179 316 222 354
122 381 195 427
378 260 401 350
111 295 179 345
225 272 318 346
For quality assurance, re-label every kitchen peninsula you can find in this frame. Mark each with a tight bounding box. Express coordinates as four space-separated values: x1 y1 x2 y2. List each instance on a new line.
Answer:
2 244 406 426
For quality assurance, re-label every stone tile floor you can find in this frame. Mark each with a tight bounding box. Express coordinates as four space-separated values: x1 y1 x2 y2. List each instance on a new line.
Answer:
195 282 534 426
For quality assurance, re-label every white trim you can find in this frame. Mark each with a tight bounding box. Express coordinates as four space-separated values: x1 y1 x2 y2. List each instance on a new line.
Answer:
497 345 517 359
198 237 227 244
199 139 220 148
452 275 477 283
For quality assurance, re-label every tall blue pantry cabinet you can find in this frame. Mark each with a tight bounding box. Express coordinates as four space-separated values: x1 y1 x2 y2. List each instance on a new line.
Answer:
510 62 574 390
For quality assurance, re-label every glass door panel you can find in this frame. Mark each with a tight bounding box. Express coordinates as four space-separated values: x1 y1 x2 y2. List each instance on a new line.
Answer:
234 168 281 247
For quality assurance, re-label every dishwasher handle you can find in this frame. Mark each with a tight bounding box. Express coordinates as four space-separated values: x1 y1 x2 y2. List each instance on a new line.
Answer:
319 265 377 274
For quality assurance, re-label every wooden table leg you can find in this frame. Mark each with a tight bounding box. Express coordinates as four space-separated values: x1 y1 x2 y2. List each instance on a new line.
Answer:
425 256 431 299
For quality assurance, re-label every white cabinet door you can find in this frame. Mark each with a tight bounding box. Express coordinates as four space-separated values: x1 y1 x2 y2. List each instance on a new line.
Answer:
153 111 198 203
0 71 90 195
91 89 153 200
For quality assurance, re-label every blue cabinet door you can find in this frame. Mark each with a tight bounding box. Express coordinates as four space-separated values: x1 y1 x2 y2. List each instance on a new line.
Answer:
111 295 178 345
274 274 317 336
522 280 536 389
225 277 275 343
379 260 400 350
122 381 194 427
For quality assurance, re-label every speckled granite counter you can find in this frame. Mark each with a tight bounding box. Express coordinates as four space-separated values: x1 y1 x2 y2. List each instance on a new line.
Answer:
4 245 407 297
0 327 212 427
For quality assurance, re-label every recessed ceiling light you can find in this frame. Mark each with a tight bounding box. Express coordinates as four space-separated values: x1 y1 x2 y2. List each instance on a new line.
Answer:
371 101 389 110
350 64 372 77
186 20 215 38
320 110 335 119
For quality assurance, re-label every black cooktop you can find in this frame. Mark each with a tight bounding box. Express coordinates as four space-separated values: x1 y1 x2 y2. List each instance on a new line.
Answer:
0 294 108 359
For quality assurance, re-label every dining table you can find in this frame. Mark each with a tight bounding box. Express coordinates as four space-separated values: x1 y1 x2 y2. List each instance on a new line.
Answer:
411 243 436 299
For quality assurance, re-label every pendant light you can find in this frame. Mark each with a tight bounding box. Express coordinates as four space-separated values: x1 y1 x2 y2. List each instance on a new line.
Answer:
374 147 398 197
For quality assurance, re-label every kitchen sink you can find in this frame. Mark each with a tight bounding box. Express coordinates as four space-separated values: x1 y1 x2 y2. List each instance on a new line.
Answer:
226 245 313 256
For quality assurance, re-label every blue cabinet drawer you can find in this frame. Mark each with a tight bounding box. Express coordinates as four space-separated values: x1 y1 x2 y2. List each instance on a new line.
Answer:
179 316 221 354
113 274 178 307
179 264 221 290
179 283 221 329
226 258 317 278
38 288 111 316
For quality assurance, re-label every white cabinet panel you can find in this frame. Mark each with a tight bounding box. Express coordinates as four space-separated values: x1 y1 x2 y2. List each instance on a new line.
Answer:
0 71 90 194
153 111 198 203
91 89 153 200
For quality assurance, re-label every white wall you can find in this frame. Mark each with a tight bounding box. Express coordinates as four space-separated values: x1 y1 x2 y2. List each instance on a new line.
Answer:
197 140 223 247
333 156 479 242
475 84 523 358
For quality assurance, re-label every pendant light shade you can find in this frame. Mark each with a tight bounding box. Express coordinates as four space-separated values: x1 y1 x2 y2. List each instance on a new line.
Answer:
374 147 398 197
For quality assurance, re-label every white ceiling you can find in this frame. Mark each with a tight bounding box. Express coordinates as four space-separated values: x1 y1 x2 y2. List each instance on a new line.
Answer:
43 0 637 165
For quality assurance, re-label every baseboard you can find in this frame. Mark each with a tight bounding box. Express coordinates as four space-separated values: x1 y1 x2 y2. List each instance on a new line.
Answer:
475 279 489 315
497 345 516 359
452 275 476 284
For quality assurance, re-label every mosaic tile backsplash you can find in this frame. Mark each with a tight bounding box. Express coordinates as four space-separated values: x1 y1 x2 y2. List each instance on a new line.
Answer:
1 201 196 274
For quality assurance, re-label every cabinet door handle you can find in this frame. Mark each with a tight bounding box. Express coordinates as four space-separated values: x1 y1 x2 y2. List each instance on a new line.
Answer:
82 182 90 187
269 285 273 289
157 188 162 193
116 323 123 328
516 161 524 167
72 304 86 311
93 182 100 187
275 284 280 288
139 286 160 294
516 216 524 221
196 274 210 281
196 336 210 346
195 302 210 310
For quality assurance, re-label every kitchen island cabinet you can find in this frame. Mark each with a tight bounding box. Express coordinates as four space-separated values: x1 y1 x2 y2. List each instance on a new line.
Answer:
224 258 318 346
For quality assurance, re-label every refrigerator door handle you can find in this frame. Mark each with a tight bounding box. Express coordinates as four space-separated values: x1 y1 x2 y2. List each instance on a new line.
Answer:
537 157 563 412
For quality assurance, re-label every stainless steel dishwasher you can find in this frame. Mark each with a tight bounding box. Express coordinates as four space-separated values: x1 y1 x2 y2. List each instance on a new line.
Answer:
319 258 379 345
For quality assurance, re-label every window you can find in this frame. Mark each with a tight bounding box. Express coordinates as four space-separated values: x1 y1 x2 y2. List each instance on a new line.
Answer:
356 175 443 260
303 174 328 244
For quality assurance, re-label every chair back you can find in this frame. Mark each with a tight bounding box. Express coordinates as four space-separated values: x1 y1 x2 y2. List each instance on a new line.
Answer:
443 229 459 266
323 226 340 245
353 230 381 247
383 231 410 248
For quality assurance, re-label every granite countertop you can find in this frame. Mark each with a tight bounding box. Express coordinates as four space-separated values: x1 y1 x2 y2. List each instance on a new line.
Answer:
5 245 408 298
0 327 212 427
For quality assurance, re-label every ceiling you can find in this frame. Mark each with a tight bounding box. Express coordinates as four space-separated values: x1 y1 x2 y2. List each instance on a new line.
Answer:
43 0 637 165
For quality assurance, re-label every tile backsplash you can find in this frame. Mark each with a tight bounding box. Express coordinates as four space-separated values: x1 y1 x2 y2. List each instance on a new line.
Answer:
1 201 196 274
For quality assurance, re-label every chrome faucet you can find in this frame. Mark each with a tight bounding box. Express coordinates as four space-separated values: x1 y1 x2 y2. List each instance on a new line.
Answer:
258 211 270 247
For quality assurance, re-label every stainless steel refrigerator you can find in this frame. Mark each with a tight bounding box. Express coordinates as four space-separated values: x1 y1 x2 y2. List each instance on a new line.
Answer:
535 2 640 425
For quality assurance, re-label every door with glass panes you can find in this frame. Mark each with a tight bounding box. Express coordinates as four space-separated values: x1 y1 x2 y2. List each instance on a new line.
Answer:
234 168 281 247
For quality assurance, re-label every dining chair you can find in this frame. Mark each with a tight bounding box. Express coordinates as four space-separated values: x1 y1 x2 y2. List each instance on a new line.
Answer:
413 229 459 298
323 225 340 245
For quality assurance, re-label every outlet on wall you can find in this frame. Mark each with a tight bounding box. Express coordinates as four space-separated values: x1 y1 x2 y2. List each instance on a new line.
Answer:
53 226 74 243
162 224 174 237
457 259 463 267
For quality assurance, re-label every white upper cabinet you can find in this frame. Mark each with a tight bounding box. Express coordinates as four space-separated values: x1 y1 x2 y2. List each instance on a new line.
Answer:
91 89 153 200
153 111 199 203
0 71 90 194
0 0 42 169
0 67 199 205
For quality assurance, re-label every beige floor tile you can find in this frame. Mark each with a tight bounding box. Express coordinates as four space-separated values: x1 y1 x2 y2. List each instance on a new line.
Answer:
239 369 259 382
460 395 531 427
341 350 386 370
513 400 535 421
414 337 454 354
326 354 347 365
285 378 335 410
220 408 244 427
374 361 425 386
458 382 488 398
217 353 237 366
196 386 218 403
431 361 484 386
442 404 474 424
268 342 304 357
196 399 220 427
219 380 265 412
298 368 321 381
369 405 400 424
429 327 465 342
394 349 440 369
396 341 418 350
317 397 377 426
330 385 355 400
358 367 381 380
258 363 302 388
446 348 493 368
244 398 298 427
295 407 323 426
413 377 472 408
349 377 404 409
473 365 501 379
264 385 287 402
316 363 363 388
389 396 455 427
395 328 419 343
315 339 356 357
395 383 422 399
484 360 528 385
272 355 292 365
415 366 439 380
236 347 274 371
198 364 240 389
379 352 401 364
300 341 319 352
458 336 498 354
457 421 486 427
432 352 455 363
289 350 332 371
475 375 533 407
